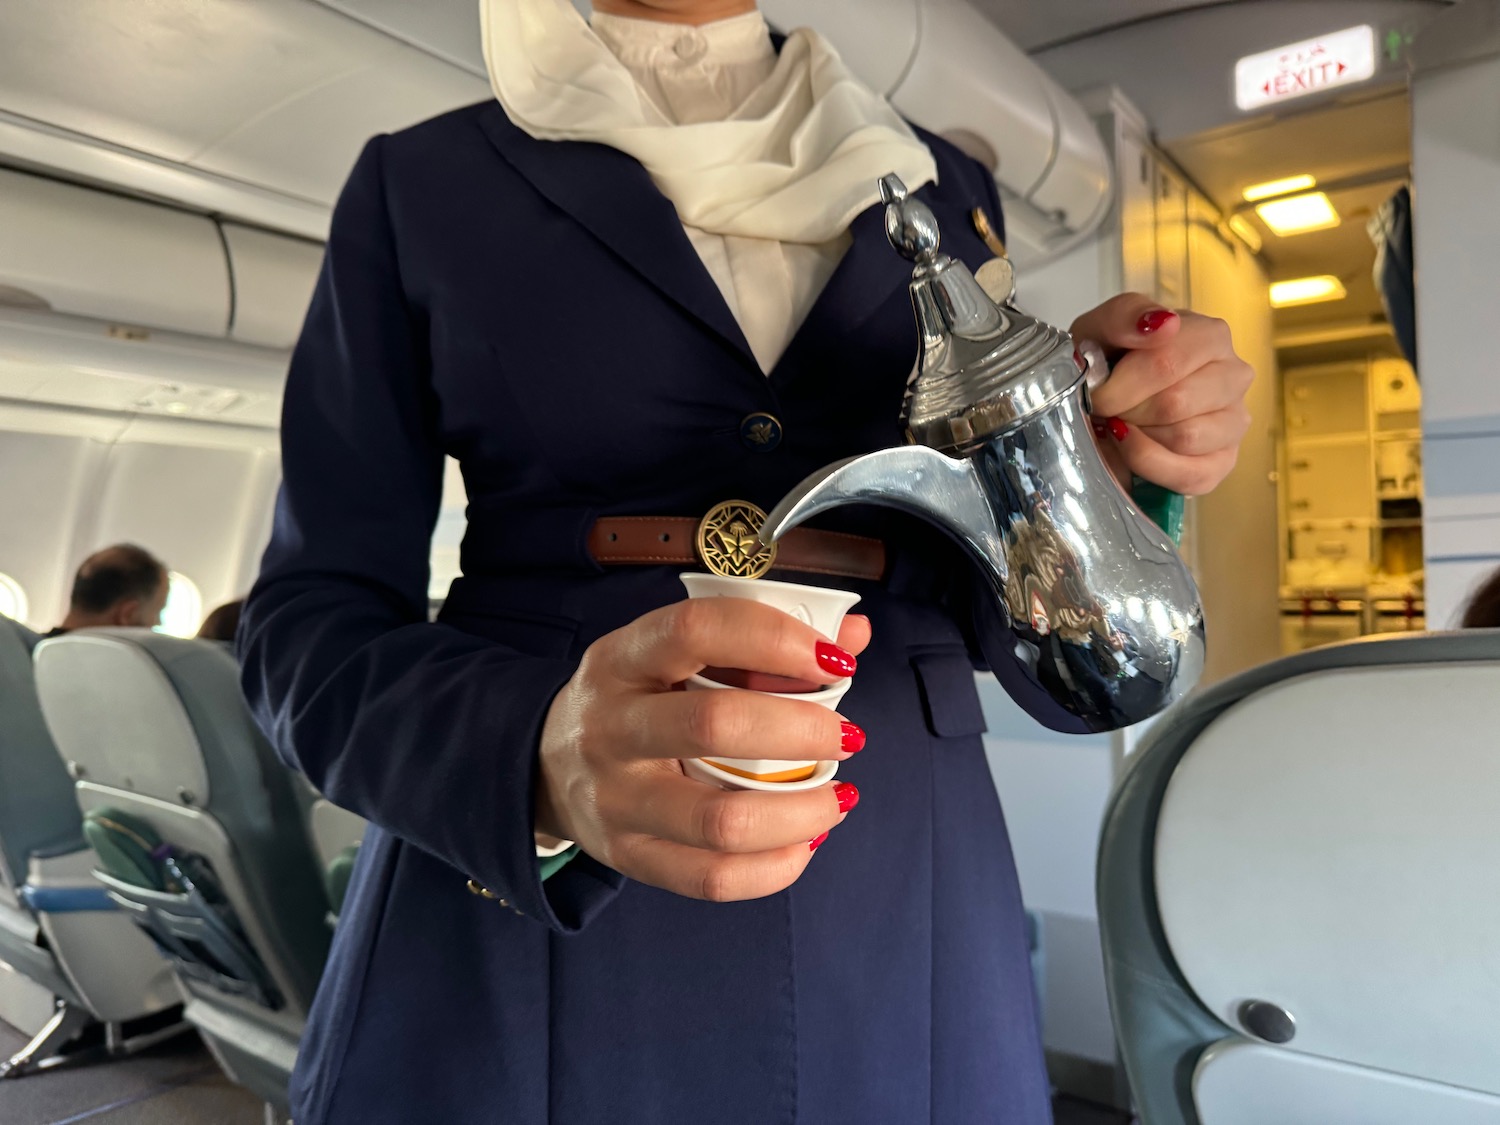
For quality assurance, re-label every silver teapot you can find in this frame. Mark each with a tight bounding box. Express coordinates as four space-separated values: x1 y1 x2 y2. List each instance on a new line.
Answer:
761 175 1205 732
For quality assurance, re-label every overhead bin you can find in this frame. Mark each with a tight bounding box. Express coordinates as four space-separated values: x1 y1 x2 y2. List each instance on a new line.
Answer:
763 0 1113 262
0 0 1107 267
0 168 230 337
220 224 323 351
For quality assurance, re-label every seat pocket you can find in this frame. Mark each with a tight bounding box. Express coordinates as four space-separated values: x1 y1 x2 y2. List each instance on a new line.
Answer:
910 648 988 739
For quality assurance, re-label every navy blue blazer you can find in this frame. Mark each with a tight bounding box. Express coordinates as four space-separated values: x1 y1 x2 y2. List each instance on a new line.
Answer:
240 100 1059 1124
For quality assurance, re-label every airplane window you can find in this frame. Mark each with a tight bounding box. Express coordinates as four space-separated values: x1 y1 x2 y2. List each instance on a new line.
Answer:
0 573 28 625
156 572 202 638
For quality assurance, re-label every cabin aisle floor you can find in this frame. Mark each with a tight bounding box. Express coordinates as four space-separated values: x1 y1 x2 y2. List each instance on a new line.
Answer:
0 1018 262 1125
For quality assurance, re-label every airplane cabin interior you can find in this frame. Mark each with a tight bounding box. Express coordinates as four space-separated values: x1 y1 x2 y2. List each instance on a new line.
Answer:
0 1 1497 1123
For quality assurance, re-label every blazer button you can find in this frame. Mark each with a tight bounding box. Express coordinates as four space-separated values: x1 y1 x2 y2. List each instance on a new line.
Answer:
740 413 783 452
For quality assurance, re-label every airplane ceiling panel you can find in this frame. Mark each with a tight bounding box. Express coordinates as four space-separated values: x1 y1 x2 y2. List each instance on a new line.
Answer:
187 53 488 203
970 0 1233 51
319 0 923 101
319 0 1211 68
0 0 349 165
313 0 487 74
0 0 487 207
1167 92 1411 215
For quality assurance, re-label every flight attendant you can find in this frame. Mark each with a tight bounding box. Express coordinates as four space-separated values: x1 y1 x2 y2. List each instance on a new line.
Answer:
239 1 1254 1121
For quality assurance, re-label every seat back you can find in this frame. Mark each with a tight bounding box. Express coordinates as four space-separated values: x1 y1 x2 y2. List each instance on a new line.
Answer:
0 618 84 904
33 630 330 1031
1098 630 1500 1125
0 620 181 1027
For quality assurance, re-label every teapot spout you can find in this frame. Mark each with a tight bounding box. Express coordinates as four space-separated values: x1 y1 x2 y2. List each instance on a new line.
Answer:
761 446 1007 588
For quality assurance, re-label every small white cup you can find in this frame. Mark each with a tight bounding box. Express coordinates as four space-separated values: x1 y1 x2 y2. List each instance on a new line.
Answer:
682 757 840 793
678 573 860 790
679 573 861 641
684 675 851 784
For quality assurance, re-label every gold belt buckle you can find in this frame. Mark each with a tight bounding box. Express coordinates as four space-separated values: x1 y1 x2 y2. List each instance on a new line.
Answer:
695 500 777 579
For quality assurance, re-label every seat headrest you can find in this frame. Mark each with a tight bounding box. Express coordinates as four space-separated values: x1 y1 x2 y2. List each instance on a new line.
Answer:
0 617 85 888
1098 628 1500 1120
34 630 221 807
1155 657 1500 1098
0 615 41 668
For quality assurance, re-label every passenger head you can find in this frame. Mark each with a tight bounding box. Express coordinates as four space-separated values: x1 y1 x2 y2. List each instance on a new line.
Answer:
1460 566 1500 629
62 544 169 630
196 599 244 642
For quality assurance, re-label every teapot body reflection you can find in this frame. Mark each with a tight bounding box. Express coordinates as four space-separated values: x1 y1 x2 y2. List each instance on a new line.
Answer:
761 176 1205 732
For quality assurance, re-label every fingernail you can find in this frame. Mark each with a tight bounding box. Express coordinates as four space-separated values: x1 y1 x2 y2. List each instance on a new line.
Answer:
1106 417 1130 441
840 721 866 753
834 781 860 814
1091 419 1108 438
1137 309 1176 334
815 641 857 678
809 831 830 851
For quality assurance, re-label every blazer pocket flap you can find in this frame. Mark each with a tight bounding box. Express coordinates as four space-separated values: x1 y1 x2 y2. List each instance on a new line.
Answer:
911 650 987 739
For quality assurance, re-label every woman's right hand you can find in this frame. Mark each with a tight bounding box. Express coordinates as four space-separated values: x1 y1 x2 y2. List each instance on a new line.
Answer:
535 598 871 902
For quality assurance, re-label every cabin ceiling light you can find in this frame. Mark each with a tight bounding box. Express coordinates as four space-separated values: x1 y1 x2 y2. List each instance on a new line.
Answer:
1243 174 1317 202
1270 275 1348 308
1256 192 1340 235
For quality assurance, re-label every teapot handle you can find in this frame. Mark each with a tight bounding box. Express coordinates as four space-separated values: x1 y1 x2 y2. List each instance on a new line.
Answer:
1074 338 1112 411
1074 336 1186 544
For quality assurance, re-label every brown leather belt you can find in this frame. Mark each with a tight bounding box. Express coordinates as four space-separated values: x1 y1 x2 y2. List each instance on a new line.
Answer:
588 512 887 582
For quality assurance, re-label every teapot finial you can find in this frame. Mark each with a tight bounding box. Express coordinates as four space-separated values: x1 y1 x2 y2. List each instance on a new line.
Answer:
880 174 942 265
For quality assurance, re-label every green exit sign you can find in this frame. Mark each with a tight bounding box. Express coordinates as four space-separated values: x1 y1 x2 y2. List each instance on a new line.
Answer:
1384 27 1415 64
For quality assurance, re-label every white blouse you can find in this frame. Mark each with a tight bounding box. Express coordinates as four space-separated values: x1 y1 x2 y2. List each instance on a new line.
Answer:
590 12 851 375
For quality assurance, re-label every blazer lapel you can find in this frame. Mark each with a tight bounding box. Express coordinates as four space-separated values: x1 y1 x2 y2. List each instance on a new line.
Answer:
770 181 966 387
477 104 756 367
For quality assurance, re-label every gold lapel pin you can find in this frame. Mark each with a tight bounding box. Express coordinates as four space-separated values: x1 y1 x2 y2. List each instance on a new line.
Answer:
970 207 1008 260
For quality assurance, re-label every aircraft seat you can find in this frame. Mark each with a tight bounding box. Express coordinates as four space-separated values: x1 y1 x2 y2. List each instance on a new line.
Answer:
0 617 182 1077
1098 630 1500 1124
32 629 331 1111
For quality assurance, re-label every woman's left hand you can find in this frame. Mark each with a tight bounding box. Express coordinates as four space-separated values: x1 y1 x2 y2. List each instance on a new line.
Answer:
1070 294 1255 497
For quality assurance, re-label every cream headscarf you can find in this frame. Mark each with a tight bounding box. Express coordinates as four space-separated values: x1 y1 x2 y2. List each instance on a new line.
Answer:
480 0 938 244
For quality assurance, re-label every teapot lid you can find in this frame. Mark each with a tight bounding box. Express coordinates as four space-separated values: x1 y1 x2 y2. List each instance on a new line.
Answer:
881 175 1088 454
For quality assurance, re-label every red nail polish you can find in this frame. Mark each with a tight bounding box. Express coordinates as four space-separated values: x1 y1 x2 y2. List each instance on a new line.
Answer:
809 831 830 851
815 641 857 678
1137 309 1176 334
834 781 860 814
1107 417 1130 441
840 721 866 753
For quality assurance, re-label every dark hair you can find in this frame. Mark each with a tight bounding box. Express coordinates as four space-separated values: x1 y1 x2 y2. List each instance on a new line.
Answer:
1460 566 1500 629
70 544 167 614
197 599 244 642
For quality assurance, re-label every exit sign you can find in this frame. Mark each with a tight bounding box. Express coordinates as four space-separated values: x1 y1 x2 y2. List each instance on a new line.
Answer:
1235 26 1378 111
